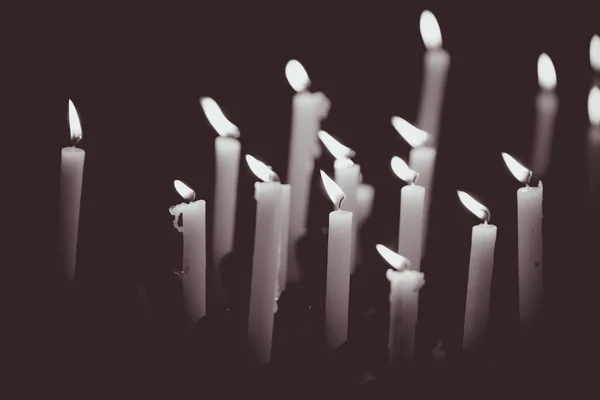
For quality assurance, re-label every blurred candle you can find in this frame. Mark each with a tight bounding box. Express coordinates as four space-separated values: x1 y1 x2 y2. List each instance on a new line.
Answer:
457 191 497 353
169 180 207 324
276 184 291 298
286 60 331 284
58 100 85 282
246 155 283 365
356 181 375 264
321 171 353 352
417 10 450 146
587 87 600 207
501 153 544 335
531 53 558 178
200 97 241 312
591 34 600 84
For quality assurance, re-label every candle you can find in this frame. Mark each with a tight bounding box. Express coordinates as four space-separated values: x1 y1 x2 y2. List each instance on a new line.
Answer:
531 53 558 178
457 191 497 353
276 184 291 298
587 87 600 207
417 10 450 147
58 100 85 282
501 153 544 335
355 181 375 264
377 245 425 368
285 60 331 284
169 180 207 325
392 156 426 272
320 171 353 352
246 155 283 365
200 97 241 312
591 34 600 84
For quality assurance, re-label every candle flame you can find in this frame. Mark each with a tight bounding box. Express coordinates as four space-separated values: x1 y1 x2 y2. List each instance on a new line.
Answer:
376 244 411 271
391 116 431 148
320 170 346 210
391 156 418 184
318 130 356 159
174 180 196 202
457 191 490 222
537 53 557 91
420 10 442 50
286 59 311 92
246 155 277 182
501 153 532 184
199 97 240 138
68 99 82 144
591 35 600 72
589 86 600 126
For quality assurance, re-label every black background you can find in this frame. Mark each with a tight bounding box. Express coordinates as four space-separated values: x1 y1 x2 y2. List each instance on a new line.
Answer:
2 1 599 396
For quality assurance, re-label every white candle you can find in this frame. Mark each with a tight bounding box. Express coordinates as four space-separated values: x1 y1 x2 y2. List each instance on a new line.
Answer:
276 184 291 298
355 182 375 264
591 34 600 84
531 53 558 178
587 87 600 205
58 100 85 282
200 97 241 311
457 191 497 353
321 171 353 352
246 155 283 365
169 181 207 325
417 10 450 147
285 60 331 284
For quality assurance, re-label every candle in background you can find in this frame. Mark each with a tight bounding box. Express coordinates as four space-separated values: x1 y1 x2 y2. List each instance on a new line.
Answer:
246 155 283 365
531 53 558 178
457 191 497 353
286 60 331 284
355 180 375 264
501 153 543 335
417 10 450 147
392 156 426 272
58 99 86 282
276 184 291 298
200 97 241 312
169 180 207 325
377 245 425 369
587 87 600 208
591 34 600 84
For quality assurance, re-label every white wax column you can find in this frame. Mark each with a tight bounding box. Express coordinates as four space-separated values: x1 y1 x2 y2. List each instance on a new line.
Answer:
417 49 450 147
276 184 291 297
398 184 426 272
334 163 360 271
588 126 600 205
355 183 375 264
463 223 497 352
325 210 353 352
212 136 241 310
409 146 436 247
531 91 559 177
58 147 86 281
517 183 543 334
248 182 283 365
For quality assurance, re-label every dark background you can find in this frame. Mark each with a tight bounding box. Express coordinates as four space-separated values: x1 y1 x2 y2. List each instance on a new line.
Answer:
1 1 598 396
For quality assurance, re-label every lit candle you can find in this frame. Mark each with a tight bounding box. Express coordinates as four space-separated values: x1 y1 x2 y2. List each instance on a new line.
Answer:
321 170 353 352
392 156 426 272
457 191 497 353
200 97 241 312
531 53 558 178
169 180 207 324
58 99 85 282
285 60 331 284
501 153 543 335
417 10 450 147
591 34 600 84
355 180 375 264
377 245 425 369
587 87 600 206
276 184 291 298
246 155 283 365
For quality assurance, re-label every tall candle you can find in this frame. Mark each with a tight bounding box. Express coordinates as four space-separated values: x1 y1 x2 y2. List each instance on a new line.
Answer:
417 10 450 147
458 191 497 353
246 155 283 365
276 184 291 298
285 60 331 284
58 100 85 282
200 97 241 312
531 53 558 178
356 182 375 264
587 87 600 209
169 181 207 325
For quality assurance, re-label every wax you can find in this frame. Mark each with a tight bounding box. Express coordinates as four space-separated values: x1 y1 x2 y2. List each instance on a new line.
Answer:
409 146 436 247
417 49 450 147
276 184 291 298
355 183 375 264
588 125 600 207
398 184 426 272
334 162 360 271
531 91 559 178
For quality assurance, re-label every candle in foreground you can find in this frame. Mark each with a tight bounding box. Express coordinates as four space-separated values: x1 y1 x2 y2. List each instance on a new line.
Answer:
276 184 291 298
200 97 241 312
321 170 353 352
169 180 207 324
587 87 600 207
58 99 86 281
531 53 558 178
286 60 331 284
377 245 425 369
246 155 283 365
417 10 450 147
501 153 543 335
457 190 497 353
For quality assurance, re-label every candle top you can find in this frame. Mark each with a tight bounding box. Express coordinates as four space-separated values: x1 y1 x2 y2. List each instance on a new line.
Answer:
501 152 532 185
457 190 491 223
420 10 443 50
68 99 82 146
246 155 279 182
385 268 426 290
391 156 418 184
200 97 240 138
318 130 356 160
320 170 346 210
537 53 557 91
591 34 600 73
391 116 431 148
589 86 600 126
286 59 311 92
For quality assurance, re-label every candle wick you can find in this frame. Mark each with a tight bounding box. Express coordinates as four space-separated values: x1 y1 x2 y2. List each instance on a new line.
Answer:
72 136 82 147
335 195 346 211
270 172 281 183
411 172 419 185
525 170 533 187
483 208 491 225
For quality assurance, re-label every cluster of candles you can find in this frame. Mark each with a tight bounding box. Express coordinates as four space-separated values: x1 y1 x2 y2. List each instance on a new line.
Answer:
57 11 600 369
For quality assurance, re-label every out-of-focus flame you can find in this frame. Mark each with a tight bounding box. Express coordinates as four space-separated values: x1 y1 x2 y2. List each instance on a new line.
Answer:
457 190 490 222
391 156 418 184
320 170 346 210
246 155 277 182
589 86 600 126
420 10 442 50
391 116 431 148
200 97 240 138
68 99 82 144
318 130 355 159
286 59 311 92
591 35 600 72
376 244 411 271
501 153 532 184
537 53 557 91
174 180 196 202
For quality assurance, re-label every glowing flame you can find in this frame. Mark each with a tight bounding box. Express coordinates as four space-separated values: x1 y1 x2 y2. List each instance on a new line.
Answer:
391 116 430 148
286 59 311 92
318 130 355 159
391 156 418 184
537 53 557 91
246 155 276 182
68 99 82 144
174 180 196 202
420 10 442 50
199 97 240 138
589 86 600 126
376 244 411 271
457 191 490 222
591 35 600 72
501 153 532 184
320 170 346 210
